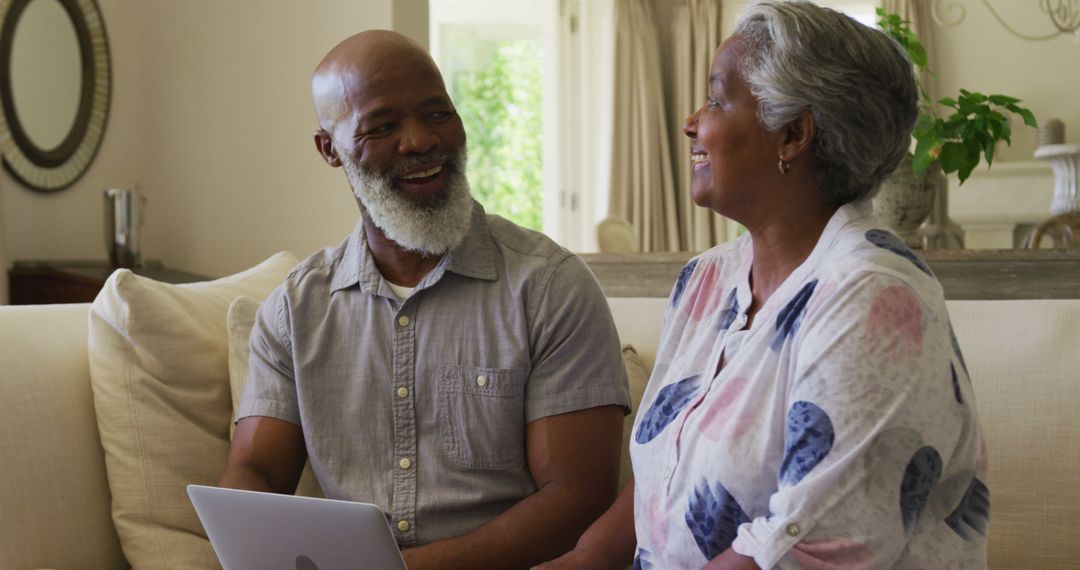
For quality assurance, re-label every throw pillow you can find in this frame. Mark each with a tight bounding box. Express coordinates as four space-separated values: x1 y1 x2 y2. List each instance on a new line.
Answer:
620 344 649 489
88 252 297 569
226 295 323 498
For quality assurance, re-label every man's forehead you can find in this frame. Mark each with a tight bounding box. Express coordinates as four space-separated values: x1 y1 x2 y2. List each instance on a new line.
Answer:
314 55 449 124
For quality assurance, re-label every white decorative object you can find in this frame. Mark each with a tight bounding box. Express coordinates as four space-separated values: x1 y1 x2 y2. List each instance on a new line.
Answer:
1035 144 1080 214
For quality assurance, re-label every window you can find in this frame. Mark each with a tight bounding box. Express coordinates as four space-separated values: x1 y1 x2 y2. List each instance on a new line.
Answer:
430 1 549 233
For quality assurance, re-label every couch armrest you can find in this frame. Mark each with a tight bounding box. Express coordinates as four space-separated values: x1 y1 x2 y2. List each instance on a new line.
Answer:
0 304 125 569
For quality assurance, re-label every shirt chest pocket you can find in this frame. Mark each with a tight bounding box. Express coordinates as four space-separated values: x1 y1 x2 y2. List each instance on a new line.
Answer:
437 364 526 470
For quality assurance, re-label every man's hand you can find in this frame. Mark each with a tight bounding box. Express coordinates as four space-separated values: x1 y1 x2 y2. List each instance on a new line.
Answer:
530 545 618 570
402 405 625 570
219 416 307 493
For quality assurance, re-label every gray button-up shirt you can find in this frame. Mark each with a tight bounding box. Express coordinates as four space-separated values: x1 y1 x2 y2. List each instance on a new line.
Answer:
238 202 630 547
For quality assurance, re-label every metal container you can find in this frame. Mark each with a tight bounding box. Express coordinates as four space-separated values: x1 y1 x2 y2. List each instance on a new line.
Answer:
104 188 145 268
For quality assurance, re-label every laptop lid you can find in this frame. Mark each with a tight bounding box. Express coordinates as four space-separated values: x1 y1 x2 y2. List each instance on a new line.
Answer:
188 485 407 570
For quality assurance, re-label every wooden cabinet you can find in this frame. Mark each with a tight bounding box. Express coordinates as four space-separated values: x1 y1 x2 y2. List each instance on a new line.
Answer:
8 260 208 305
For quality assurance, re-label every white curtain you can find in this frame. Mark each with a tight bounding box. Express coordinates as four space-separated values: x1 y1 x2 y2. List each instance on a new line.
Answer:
881 0 937 104
609 0 680 252
669 0 727 251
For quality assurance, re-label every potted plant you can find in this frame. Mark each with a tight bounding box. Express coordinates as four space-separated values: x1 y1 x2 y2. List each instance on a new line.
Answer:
873 8 1038 248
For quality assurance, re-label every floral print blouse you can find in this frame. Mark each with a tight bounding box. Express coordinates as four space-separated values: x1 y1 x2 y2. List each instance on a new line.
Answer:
630 201 988 569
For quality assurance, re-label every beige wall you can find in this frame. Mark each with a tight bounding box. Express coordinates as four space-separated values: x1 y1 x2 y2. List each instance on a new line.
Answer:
1 0 427 302
2 0 1074 301
1 0 148 293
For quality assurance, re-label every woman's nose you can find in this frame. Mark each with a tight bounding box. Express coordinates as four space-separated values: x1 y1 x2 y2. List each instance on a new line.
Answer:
683 109 699 139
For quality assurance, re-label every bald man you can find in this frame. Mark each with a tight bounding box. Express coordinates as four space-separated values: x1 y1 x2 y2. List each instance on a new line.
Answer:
219 31 630 569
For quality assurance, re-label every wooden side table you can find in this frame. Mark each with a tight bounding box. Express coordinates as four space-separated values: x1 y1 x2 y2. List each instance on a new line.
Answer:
8 260 209 305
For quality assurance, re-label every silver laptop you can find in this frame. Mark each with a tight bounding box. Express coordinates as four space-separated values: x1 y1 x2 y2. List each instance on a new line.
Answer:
188 485 407 570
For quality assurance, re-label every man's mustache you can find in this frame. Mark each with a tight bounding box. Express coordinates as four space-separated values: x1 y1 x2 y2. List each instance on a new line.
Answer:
386 151 460 178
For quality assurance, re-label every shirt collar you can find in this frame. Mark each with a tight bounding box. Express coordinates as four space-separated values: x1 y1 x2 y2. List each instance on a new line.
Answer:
444 201 498 281
329 199 497 294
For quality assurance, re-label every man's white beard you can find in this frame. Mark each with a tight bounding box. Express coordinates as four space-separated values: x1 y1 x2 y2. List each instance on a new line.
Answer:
342 149 474 256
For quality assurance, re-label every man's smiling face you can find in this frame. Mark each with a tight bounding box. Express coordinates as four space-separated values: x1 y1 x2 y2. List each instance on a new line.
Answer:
312 32 474 255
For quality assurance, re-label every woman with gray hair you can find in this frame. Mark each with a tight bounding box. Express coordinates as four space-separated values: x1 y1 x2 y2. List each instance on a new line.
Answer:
535 2 987 569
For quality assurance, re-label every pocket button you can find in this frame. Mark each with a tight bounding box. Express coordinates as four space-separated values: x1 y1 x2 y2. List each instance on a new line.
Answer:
476 375 488 387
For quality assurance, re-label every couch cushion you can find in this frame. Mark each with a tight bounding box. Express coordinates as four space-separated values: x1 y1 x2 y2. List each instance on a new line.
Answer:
88 252 297 569
0 303 125 570
947 299 1080 570
619 345 649 490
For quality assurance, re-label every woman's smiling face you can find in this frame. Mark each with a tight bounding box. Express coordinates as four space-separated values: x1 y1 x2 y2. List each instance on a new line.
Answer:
683 36 780 218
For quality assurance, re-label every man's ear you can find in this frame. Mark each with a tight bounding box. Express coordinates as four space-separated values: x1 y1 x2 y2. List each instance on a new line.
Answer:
314 129 342 167
779 111 816 161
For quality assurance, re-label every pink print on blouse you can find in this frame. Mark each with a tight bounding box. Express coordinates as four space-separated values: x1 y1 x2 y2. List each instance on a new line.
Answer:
791 538 876 570
977 436 990 476
864 285 924 362
684 262 726 322
698 377 755 441
644 488 672 554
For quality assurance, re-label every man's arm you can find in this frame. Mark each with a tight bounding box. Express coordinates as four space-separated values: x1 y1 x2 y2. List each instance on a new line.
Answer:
532 474 637 569
219 416 308 494
402 404 624 570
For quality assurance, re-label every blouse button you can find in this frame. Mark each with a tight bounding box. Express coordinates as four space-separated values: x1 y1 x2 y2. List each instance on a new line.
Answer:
397 520 411 532
785 523 801 537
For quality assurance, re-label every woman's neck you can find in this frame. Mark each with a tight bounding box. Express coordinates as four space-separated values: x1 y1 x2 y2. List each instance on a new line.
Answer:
744 197 839 318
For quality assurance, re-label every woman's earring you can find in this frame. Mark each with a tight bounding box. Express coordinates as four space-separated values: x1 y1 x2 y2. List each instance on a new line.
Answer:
778 157 791 175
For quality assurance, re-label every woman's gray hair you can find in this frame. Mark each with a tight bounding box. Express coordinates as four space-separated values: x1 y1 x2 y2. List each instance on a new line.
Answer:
733 0 918 204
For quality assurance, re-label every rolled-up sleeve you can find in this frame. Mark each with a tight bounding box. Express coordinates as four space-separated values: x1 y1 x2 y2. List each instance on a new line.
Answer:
236 285 302 425
523 254 631 422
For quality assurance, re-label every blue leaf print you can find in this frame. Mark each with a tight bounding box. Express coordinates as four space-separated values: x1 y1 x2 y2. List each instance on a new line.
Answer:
717 288 740 331
635 375 703 444
951 363 963 405
685 480 751 561
633 548 654 570
900 446 943 532
771 279 818 351
779 401 835 486
865 229 933 276
672 259 699 307
945 477 990 540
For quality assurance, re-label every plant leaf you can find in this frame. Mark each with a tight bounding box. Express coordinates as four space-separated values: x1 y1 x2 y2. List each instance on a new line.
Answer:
938 142 968 175
988 94 1020 106
912 135 940 176
983 137 995 166
1017 108 1038 129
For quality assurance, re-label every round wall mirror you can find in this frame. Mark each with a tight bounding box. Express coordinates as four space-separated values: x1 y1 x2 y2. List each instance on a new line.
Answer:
0 0 111 192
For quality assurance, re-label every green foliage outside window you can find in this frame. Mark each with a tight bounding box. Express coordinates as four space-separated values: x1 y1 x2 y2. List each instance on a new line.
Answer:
448 40 543 230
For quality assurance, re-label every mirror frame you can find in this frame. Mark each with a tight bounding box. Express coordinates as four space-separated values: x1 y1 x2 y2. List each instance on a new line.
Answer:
0 0 111 192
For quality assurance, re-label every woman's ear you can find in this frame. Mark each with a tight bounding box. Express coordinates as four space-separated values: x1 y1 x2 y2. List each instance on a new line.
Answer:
779 111 816 161
314 129 342 167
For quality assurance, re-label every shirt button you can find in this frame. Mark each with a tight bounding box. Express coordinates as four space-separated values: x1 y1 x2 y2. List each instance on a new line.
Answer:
397 315 410 327
397 520 410 532
476 375 488 387
396 387 409 398
785 523 801 537
399 457 412 469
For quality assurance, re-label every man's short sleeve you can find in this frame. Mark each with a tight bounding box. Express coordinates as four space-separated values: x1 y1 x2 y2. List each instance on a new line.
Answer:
236 285 302 425
523 254 630 422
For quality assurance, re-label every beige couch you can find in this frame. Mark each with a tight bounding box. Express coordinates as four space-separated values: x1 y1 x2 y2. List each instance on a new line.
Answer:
2 279 1078 568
